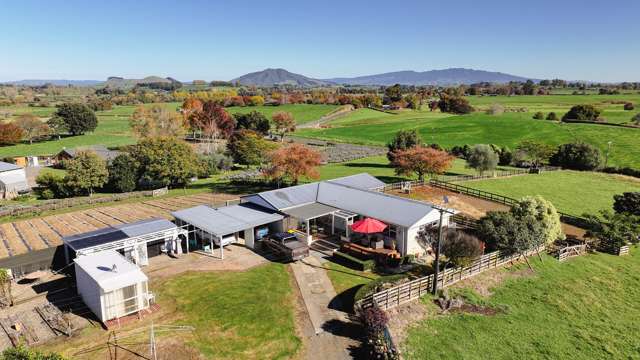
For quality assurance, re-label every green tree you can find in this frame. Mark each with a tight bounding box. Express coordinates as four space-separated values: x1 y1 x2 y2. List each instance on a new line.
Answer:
437 94 474 114
131 137 201 188
515 140 554 167
35 171 68 199
46 115 68 140
441 229 483 268
562 104 601 122
107 153 139 193
54 103 98 135
466 144 499 175
234 110 270 135
63 151 108 196
386 130 422 161
613 192 640 216
14 114 50 144
550 142 601 170
227 130 278 166
383 84 403 104
546 112 558 121
532 111 544 120
510 196 565 245
477 211 544 269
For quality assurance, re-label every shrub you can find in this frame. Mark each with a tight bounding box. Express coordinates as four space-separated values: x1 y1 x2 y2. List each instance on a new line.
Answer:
466 144 499 175
497 146 514 166
584 210 640 253
35 172 69 199
438 94 474 114
613 192 640 216
333 251 376 272
477 211 545 256
234 110 270 135
362 307 399 360
632 113 640 125
441 229 483 267
549 142 602 170
546 112 558 121
449 144 471 159
533 111 544 120
562 104 601 122
623 102 634 111
107 153 139 193
0 123 24 145
486 103 504 116
1 345 67 360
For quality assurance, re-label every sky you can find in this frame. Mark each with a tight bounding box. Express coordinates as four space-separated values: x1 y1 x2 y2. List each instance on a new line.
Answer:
1 0 639 82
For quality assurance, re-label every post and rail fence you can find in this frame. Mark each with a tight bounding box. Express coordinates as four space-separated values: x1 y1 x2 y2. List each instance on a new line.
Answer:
356 246 545 312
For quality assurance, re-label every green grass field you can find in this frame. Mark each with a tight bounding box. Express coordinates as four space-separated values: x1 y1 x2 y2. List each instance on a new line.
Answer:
296 105 640 168
157 263 301 359
455 170 640 216
0 103 339 158
403 248 640 359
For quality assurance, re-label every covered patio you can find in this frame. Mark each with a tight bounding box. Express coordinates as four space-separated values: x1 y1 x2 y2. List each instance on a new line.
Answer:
281 203 357 244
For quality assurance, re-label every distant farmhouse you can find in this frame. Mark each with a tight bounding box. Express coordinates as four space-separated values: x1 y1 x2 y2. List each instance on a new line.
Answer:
55 145 121 164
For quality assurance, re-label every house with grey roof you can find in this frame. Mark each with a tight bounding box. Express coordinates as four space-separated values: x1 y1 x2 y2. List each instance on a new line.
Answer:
0 161 29 199
173 173 456 257
56 145 121 164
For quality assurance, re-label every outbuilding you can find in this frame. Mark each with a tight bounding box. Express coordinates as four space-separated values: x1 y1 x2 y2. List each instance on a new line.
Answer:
74 250 152 322
0 161 29 199
63 218 187 266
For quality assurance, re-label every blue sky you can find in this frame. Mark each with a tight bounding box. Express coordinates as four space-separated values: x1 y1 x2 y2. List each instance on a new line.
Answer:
1 0 639 82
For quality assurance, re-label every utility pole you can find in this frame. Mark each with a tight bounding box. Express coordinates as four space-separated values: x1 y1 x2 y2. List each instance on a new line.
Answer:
432 209 445 294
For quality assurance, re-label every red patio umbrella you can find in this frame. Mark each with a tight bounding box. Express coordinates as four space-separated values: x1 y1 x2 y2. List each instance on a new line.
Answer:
351 218 387 234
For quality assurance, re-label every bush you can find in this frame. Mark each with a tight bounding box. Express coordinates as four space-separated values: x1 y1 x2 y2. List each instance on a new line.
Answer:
107 153 139 193
441 229 483 267
632 113 640 125
35 172 69 199
550 142 602 171
198 151 233 177
449 144 471 159
601 166 640 179
333 251 376 272
584 210 640 253
510 196 565 245
486 103 504 115
2 344 67 359
624 102 634 111
477 211 545 254
562 104 601 122
546 112 558 121
613 192 640 216
438 94 474 114
533 111 544 120
362 307 399 360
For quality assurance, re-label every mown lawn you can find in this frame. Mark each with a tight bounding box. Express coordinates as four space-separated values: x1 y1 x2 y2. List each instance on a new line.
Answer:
403 248 640 359
455 170 640 216
296 103 640 168
230 104 340 124
157 263 301 359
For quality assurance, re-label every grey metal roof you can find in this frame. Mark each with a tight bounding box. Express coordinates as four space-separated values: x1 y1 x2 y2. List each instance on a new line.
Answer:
249 173 385 211
0 162 21 172
61 145 121 162
63 218 176 250
255 182 319 210
316 182 440 228
327 173 385 190
172 203 284 237
281 202 339 221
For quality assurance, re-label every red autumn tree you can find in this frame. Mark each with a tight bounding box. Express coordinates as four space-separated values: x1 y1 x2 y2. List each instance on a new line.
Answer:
272 111 296 142
392 146 454 181
264 143 322 185
190 101 236 141
0 123 24 145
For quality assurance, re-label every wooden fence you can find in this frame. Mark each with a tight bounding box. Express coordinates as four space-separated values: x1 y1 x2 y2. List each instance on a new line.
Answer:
428 179 590 228
356 246 544 311
557 244 587 261
0 187 169 218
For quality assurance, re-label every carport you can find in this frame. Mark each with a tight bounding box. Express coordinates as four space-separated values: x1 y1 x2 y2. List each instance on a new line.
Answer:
172 203 284 259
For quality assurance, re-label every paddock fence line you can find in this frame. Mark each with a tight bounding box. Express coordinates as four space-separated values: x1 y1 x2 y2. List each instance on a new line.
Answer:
356 246 545 311
0 187 171 218
427 179 590 228
557 244 587 262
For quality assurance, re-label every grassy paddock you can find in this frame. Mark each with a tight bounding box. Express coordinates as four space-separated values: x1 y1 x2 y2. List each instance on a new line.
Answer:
455 170 640 216
403 248 640 359
230 104 339 124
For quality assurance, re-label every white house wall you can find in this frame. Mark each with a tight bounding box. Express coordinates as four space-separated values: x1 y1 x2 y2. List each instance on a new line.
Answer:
74 264 104 322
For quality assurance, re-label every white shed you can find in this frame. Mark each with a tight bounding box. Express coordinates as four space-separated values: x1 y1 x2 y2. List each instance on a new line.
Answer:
74 250 152 323
0 162 29 199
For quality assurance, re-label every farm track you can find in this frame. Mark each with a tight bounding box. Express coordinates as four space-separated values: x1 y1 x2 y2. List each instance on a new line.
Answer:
0 192 241 259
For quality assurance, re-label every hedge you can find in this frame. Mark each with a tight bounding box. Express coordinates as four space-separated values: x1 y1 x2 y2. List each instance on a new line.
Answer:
333 251 376 271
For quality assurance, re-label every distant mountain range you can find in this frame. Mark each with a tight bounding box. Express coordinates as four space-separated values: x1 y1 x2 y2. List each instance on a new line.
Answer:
3 79 102 86
231 68 332 87
325 68 536 86
4 68 539 88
